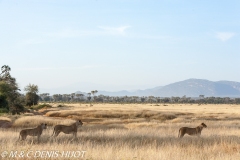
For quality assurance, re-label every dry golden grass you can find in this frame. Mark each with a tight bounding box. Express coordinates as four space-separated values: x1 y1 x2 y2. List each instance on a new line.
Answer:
0 103 240 160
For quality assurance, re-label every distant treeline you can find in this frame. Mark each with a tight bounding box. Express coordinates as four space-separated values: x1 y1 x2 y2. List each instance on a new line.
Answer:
2 64 239 115
39 93 240 104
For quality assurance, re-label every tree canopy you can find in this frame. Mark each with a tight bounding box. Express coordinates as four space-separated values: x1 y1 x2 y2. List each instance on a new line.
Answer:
0 65 24 114
24 83 39 107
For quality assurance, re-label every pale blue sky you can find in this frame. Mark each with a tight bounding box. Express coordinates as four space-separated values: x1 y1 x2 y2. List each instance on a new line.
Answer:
0 0 239 94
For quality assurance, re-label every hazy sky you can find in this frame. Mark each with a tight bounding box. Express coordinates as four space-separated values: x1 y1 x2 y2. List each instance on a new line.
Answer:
1 0 239 94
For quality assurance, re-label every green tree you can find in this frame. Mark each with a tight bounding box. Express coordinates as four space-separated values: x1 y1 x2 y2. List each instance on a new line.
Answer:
39 93 50 102
62 94 70 101
76 93 84 102
148 96 154 103
79 94 84 101
0 81 12 110
0 65 24 114
91 90 98 102
52 94 62 102
24 84 39 106
71 93 75 102
140 97 145 103
87 93 92 101
24 83 38 94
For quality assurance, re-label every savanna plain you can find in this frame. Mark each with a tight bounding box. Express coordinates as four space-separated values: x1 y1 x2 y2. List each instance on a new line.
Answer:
0 103 240 160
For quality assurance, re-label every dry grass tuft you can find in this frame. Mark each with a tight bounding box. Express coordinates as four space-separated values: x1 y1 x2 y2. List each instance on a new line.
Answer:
12 116 76 128
0 116 12 122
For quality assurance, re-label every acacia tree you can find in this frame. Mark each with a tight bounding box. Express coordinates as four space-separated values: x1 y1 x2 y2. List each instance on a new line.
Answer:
71 93 75 102
76 93 84 102
141 96 146 103
39 93 50 102
0 65 24 114
80 94 84 101
91 90 98 102
24 83 39 107
62 94 70 101
87 93 91 101
148 96 154 103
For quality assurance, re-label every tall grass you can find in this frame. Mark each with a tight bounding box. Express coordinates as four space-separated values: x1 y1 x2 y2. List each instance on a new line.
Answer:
0 104 240 160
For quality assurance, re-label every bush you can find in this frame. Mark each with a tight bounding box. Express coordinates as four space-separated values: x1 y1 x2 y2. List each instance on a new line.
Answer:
33 104 52 110
10 103 25 115
25 92 39 107
0 108 8 113
57 104 65 107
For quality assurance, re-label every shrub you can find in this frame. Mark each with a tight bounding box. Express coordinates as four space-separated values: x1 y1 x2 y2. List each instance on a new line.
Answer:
57 104 65 107
0 108 8 113
33 104 52 110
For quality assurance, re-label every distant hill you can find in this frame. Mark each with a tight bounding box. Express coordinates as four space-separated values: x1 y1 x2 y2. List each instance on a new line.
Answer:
97 79 240 97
